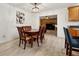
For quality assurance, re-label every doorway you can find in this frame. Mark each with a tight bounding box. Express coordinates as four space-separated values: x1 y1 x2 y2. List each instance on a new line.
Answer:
40 15 57 36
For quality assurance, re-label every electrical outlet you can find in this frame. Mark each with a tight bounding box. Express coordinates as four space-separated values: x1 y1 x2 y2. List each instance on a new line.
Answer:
3 35 6 38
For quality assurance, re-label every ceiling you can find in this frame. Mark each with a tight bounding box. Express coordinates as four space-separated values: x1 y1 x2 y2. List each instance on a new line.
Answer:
8 3 78 12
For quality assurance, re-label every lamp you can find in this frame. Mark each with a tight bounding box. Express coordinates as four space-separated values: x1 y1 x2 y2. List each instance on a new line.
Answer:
45 16 49 19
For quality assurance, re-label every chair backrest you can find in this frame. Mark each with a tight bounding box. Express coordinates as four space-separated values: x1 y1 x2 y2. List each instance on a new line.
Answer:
17 27 23 36
40 25 46 37
17 27 26 39
63 27 72 44
39 26 43 36
22 26 31 31
42 25 46 34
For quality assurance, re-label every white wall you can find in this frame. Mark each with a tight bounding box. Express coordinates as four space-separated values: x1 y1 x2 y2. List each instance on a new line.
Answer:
0 3 16 43
29 13 40 29
39 8 79 38
0 4 27 43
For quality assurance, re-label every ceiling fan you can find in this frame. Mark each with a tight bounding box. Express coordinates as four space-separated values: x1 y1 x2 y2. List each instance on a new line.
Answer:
31 3 41 13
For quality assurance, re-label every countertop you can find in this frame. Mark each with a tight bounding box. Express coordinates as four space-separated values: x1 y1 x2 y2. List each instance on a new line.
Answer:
69 26 79 28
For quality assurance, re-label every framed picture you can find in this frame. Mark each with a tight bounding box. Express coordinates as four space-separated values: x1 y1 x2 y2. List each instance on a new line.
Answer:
16 11 25 24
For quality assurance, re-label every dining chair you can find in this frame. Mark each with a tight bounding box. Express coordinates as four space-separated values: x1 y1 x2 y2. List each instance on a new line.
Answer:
22 26 31 31
22 26 31 37
40 25 46 43
33 26 44 43
63 27 67 48
17 27 23 46
63 27 79 56
39 26 44 43
17 27 32 49
37 25 46 43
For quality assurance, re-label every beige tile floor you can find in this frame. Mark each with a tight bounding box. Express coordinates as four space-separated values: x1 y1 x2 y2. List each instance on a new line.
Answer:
0 30 79 56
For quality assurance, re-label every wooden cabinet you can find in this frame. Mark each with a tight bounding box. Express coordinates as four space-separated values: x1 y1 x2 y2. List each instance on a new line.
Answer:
40 18 57 26
68 6 79 21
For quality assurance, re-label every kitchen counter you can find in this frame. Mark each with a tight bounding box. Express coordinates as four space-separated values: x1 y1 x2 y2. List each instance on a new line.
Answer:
69 26 79 28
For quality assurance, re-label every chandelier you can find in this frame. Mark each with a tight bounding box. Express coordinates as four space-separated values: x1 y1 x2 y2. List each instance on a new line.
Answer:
31 3 40 13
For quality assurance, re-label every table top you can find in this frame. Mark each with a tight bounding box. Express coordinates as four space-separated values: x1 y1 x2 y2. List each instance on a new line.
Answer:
72 28 79 30
24 29 39 33
28 29 39 32
69 26 79 28
24 29 39 36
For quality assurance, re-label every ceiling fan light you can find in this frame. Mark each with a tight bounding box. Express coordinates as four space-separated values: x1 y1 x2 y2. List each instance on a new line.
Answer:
32 7 39 13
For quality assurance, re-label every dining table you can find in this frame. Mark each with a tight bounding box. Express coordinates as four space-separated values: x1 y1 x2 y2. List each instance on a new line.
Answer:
71 27 79 39
24 29 39 47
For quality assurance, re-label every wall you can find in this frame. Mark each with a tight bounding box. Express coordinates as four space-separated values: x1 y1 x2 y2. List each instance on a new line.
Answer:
0 3 16 43
29 13 40 29
0 4 27 43
24 13 40 29
39 8 79 38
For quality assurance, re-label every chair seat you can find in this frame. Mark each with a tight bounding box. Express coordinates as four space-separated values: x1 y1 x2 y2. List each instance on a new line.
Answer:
26 37 31 40
71 39 79 48
21 36 31 40
32 35 38 38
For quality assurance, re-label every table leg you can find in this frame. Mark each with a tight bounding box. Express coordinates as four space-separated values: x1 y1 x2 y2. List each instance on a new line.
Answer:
37 35 39 47
31 37 33 48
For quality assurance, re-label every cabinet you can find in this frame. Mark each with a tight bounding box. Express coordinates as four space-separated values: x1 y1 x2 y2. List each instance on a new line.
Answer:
40 18 57 25
68 6 79 21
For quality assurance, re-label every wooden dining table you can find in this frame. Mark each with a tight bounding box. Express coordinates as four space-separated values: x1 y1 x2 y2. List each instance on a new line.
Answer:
24 29 39 47
71 28 79 39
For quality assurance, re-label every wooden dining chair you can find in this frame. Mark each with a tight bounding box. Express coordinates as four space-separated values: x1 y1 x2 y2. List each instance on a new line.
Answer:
32 25 46 44
40 25 46 43
17 27 32 49
17 27 23 46
22 26 31 31
38 26 43 43
22 26 31 37
30 26 42 46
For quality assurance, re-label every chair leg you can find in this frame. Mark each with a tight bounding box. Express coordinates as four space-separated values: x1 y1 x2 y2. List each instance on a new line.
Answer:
65 40 67 48
24 41 26 49
19 39 21 46
66 43 69 55
43 36 45 40
37 37 39 47
31 39 33 48
43 35 45 40
22 40 23 44
41 35 45 43
40 37 43 43
69 45 72 56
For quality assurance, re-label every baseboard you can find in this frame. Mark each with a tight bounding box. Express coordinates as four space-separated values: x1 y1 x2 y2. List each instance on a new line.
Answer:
0 37 19 44
0 39 13 44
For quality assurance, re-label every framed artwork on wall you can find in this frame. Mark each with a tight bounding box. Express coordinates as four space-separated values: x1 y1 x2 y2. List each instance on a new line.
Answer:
16 11 25 24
